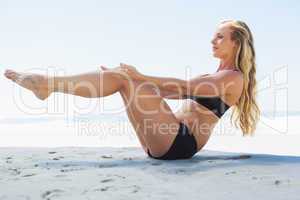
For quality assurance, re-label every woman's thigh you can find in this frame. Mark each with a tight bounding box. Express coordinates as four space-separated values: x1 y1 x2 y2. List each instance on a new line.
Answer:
119 80 180 157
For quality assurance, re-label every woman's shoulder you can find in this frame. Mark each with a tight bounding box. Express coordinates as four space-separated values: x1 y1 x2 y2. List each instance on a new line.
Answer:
192 70 243 84
215 69 243 80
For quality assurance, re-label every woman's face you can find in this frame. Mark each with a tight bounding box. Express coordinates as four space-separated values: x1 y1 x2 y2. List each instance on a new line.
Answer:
211 23 237 60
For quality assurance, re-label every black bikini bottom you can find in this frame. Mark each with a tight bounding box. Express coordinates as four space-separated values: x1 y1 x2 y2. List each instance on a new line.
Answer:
147 122 198 160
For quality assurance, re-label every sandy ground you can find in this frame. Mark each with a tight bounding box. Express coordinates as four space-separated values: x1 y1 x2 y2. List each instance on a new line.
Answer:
0 147 299 200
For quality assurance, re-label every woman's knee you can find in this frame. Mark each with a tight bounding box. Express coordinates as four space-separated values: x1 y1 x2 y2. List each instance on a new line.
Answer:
124 80 160 94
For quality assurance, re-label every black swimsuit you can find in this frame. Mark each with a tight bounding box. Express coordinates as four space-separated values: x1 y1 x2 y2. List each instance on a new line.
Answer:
147 95 231 160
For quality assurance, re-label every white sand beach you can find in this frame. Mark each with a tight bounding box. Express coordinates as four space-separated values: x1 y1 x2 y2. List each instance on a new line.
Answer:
0 114 299 199
0 147 299 200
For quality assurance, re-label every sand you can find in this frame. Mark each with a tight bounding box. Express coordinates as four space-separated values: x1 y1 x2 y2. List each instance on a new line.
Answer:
0 147 299 200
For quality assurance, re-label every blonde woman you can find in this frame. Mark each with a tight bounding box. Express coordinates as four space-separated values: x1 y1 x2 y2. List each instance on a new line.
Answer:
4 20 260 160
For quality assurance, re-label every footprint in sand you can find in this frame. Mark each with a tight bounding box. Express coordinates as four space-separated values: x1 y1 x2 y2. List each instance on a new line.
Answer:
105 174 126 179
274 179 291 186
131 185 141 193
22 173 36 177
274 180 281 185
8 168 21 175
41 189 65 199
151 162 162 166
225 171 237 175
115 175 126 179
5 156 13 164
100 178 114 183
101 155 113 159
93 186 113 192
60 168 84 173
52 156 64 160
175 169 186 174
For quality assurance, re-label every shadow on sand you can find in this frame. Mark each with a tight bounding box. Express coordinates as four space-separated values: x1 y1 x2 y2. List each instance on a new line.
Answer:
37 148 300 175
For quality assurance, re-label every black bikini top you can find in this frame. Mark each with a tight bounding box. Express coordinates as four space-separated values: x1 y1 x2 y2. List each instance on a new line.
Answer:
183 69 239 118
183 95 231 118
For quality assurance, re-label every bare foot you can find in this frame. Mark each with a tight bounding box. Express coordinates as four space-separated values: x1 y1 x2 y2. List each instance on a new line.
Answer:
4 69 52 100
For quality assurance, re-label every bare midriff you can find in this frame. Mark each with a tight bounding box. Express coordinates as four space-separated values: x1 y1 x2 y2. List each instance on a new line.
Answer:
174 95 235 151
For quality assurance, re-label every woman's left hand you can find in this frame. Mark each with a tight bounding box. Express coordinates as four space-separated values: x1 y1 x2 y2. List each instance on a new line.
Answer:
118 63 144 80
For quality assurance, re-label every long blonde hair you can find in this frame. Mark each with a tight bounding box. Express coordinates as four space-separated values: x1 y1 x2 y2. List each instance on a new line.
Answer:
222 20 260 136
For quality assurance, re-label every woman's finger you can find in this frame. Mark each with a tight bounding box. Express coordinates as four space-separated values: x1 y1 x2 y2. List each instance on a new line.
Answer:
120 63 130 68
100 65 109 71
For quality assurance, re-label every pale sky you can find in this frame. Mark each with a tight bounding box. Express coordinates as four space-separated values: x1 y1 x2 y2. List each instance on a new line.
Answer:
0 0 299 119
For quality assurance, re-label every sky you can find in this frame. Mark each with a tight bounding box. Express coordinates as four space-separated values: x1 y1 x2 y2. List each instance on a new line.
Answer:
0 0 299 120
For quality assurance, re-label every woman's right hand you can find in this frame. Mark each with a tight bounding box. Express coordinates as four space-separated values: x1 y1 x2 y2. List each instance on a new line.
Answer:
100 64 144 81
100 65 128 80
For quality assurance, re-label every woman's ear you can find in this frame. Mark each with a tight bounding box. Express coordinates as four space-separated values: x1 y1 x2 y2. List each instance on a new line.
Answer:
232 41 239 51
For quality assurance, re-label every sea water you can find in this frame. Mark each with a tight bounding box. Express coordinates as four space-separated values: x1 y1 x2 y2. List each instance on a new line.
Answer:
0 111 299 156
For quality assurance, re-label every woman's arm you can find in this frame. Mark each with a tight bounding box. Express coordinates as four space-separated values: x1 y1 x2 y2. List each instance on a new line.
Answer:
158 88 187 99
100 65 187 99
138 71 242 97
140 74 187 94
132 72 224 97
104 63 243 97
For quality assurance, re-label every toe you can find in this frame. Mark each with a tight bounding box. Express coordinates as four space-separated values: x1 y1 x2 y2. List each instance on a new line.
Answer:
4 70 12 79
4 70 18 80
5 69 14 75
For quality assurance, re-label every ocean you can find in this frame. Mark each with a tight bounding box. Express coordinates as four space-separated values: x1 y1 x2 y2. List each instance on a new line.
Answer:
1 111 299 156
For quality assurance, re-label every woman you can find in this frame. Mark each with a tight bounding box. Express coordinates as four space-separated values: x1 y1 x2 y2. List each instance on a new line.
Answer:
4 20 260 160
